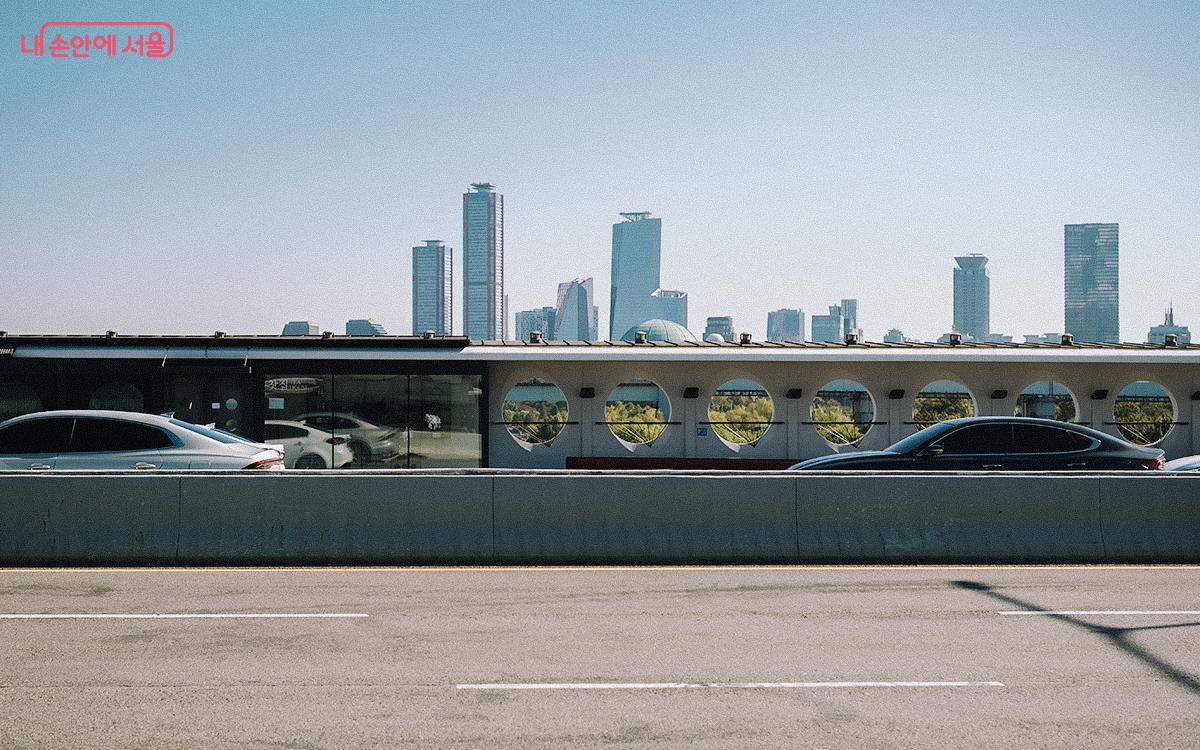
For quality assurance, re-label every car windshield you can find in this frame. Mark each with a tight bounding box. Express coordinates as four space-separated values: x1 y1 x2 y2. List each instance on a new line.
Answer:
885 422 957 453
170 419 250 445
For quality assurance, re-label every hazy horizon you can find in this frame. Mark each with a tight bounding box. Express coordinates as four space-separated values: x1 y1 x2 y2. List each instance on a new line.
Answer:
2 1 1197 342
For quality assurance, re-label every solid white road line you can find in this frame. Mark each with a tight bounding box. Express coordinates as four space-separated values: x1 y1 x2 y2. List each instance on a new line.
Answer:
0 613 369 619
998 610 1200 616
457 681 1004 690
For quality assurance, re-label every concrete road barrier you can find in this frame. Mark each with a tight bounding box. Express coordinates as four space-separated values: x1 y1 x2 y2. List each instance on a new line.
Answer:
0 472 1196 564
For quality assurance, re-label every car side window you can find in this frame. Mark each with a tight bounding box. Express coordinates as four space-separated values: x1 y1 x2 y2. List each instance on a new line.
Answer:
68 418 174 452
333 417 358 430
935 424 1012 455
274 424 307 439
304 416 331 430
0 417 75 454
1011 424 1092 453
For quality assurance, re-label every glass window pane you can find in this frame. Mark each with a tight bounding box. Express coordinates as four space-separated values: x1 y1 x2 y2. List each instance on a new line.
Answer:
0 382 43 422
409 374 482 468
937 424 1011 454
0 417 74 454
333 374 410 468
69 418 173 452
264 374 335 466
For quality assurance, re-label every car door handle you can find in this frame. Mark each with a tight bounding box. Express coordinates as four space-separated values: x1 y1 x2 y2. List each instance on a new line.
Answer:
982 464 1002 469
133 462 158 470
29 463 52 470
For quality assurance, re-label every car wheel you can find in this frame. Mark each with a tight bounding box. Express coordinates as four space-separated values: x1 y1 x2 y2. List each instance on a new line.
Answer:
348 441 371 465
295 453 327 470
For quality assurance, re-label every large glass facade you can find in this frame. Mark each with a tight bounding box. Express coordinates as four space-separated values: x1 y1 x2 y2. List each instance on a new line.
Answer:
263 372 482 468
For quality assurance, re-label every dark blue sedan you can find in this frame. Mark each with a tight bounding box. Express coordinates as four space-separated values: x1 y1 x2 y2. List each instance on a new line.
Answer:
790 417 1165 471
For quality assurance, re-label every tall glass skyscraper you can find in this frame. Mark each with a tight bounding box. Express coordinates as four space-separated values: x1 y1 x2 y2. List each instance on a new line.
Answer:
515 306 556 341
608 212 688 337
609 212 662 338
1064 223 1119 343
556 277 598 340
463 183 503 340
412 240 452 336
952 254 990 341
766 308 804 342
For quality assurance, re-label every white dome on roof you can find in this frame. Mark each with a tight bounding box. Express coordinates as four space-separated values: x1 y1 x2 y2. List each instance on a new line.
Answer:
620 319 700 343
704 333 725 343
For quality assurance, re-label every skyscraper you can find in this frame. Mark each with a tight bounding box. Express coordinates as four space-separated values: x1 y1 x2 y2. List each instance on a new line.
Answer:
607 213 689 337
281 321 320 336
609 212 662 338
840 299 861 341
953 254 990 341
515 306 556 342
555 277 599 340
1147 304 1191 344
463 183 504 340
812 304 844 342
1064 223 1119 343
704 316 735 342
345 319 388 336
412 240 452 336
766 309 804 342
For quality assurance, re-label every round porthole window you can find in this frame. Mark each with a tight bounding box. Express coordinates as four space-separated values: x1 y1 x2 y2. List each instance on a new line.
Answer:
913 380 976 428
605 380 671 447
1114 381 1175 445
502 379 569 446
1014 381 1076 422
811 380 875 446
708 379 773 446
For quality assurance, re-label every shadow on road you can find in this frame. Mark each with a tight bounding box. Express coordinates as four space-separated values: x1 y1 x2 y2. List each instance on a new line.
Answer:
951 579 1200 697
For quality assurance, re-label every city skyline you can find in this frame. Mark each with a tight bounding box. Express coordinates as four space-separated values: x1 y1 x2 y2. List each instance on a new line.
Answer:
1 3 1197 342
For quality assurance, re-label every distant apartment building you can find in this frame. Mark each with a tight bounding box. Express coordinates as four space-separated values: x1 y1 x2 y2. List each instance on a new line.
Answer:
883 328 907 344
555 277 599 340
953 254 990 341
412 240 452 336
1147 305 1191 344
515 306 556 342
1023 332 1062 344
608 212 688 336
345 319 388 336
766 308 804 342
463 183 504 340
840 299 861 341
1064 223 1119 343
281 321 319 336
704 316 735 342
811 304 844 343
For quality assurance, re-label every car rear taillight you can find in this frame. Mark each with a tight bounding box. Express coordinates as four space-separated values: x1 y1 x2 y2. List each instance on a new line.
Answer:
1141 457 1165 471
244 457 284 470
326 437 347 446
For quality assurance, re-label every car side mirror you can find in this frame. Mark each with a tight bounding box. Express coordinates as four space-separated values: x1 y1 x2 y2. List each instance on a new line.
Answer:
918 445 944 459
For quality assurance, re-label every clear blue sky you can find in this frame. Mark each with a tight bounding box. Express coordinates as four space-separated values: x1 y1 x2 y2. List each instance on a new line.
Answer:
2 1 1197 341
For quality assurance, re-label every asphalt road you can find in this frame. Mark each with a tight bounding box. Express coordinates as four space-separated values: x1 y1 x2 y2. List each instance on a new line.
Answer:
1 566 1198 748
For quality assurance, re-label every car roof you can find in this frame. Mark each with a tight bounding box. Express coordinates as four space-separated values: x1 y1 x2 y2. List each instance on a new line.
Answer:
0 410 175 426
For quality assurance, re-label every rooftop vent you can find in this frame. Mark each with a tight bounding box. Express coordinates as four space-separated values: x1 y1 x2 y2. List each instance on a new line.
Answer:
213 331 226 338
423 330 435 340
739 332 752 345
1164 333 1178 347
1061 333 1074 346
0 331 7 337
529 330 543 344
105 330 118 338
634 330 648 344
948 333 962 346
846 332 861 345
321 331 334 339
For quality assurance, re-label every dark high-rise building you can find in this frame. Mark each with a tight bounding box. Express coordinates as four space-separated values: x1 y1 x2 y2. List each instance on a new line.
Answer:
703 316 735 342
953 254 990 341
766 309 804 342
1147 304 1190 344
812 304 844 342
412 240 452 336
1064 223 1119 343
840 298 861 340
463 183 504 340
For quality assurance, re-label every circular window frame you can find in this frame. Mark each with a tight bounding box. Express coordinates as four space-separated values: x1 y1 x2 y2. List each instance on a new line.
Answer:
1112 380 1176 446
707 379 775 448
1013 380 1078 423
912 380 978 429
501 378 570 448
604 379 672 449
810 380 876 447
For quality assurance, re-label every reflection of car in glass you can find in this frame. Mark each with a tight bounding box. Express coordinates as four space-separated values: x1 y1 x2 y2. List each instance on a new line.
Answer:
0 410 284 470
292 412 406 464
264 419 354 469
1165 455 1200 473
789 417 1165 471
